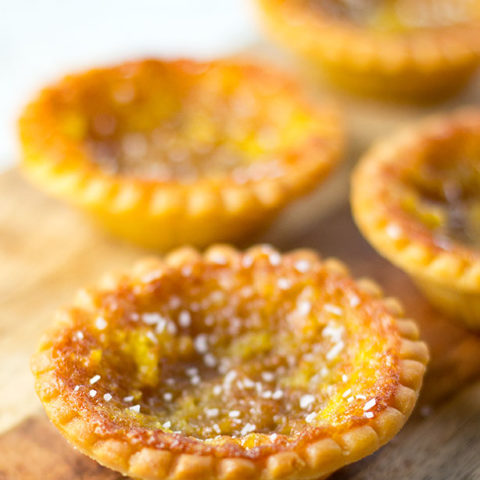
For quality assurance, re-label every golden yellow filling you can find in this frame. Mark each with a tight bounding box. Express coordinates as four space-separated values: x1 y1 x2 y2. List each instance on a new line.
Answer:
86 107 286 182
402 157 480 248
59 63 321 182
308 0 479 31
58 251 397 441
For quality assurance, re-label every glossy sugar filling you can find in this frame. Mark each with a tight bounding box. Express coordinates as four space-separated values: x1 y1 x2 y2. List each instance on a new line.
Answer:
52 255 399 442
64 66 321 182
402 154 480 248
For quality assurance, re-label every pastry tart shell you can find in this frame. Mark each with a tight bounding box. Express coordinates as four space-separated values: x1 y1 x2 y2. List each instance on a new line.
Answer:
256 0 480 102
352 109 480 329
18 59 342 250
31 245 428 480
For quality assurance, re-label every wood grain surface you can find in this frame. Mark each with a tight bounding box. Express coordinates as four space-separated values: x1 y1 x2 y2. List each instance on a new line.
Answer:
1 61 480 479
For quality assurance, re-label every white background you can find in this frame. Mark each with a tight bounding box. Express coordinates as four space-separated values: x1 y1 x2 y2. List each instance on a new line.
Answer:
0 0 261 171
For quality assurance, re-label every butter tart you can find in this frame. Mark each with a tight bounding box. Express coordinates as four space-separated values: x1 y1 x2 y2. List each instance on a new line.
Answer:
32 245 427 480
256 0 480 101
352 109 480 329
18 59 342 249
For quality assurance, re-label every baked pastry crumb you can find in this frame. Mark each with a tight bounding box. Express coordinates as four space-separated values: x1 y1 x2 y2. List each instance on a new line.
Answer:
32 245 427 480
256 0 480 101
352 108 480 329
18 58 342 249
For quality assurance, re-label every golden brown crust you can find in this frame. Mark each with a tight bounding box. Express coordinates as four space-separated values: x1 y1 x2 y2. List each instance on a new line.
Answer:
18 58 343 249
256 0 480 100
32 245 427 480
352 109 480 327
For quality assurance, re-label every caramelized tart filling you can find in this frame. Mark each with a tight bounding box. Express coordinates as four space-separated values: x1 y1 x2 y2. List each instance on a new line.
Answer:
50 249 401 451
399 143 480 249
54 61 322 182
307 0 480 31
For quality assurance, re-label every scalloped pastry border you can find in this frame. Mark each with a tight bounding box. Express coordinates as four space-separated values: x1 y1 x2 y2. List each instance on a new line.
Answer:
256 0 480 99
352 108 480 290
18 58 343 250
352 109 480 328
31 245 428 480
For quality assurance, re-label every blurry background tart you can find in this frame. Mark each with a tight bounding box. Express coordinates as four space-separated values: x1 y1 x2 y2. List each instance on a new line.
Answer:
256 0 480 102
18 58 342 250
352 109 480 330
31 245 427 480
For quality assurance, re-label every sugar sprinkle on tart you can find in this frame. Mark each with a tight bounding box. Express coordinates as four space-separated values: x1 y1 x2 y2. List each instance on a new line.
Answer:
32 245 428 480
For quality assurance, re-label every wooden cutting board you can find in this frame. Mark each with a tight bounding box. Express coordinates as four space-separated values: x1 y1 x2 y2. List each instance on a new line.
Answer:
2 61 480 479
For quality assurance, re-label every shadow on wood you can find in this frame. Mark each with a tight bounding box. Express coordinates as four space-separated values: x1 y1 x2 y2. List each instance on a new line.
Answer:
0 415 120 480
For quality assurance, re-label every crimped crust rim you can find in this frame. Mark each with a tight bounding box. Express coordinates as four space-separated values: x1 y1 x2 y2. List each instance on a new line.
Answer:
257 0 480 73
352 108 480 293
32 245 427 480
18 58 343 222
